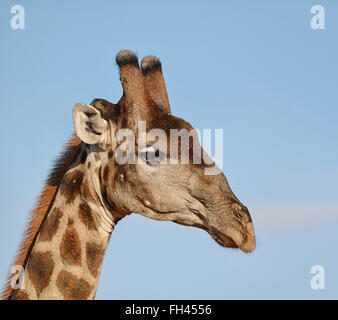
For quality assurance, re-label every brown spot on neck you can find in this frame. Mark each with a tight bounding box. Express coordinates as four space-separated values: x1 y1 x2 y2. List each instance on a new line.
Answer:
60 219 82 266
26 251 54 298
56 270 93 300
39 208 63 242
86 242 106 278
78 203 97 231
60 169 84 205
81 176 97 205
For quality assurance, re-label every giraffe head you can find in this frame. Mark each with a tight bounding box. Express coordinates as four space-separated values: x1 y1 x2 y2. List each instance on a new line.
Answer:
73 50 255 253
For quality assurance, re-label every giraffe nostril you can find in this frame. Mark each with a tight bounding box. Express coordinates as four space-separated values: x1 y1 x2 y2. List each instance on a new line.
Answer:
232 202 252 222
242 206 252 222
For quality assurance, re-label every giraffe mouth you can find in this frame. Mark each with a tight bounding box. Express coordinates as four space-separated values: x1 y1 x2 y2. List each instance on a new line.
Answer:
209 223 256 253
212 232 238 248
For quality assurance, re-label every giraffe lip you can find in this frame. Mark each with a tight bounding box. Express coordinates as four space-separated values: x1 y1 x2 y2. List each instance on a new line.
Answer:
211 231 238 249
211 223 256 253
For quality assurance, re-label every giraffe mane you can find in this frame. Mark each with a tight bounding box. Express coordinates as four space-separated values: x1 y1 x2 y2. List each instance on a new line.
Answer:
1 134 82 300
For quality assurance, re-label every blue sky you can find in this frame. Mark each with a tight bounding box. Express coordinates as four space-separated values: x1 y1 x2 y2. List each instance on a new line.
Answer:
0 0 337 299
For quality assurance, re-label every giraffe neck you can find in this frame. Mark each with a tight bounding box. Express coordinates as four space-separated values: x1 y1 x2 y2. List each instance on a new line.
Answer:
10 144 126 300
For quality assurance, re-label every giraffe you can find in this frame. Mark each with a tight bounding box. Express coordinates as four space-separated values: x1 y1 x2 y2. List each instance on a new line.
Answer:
2 50 256 300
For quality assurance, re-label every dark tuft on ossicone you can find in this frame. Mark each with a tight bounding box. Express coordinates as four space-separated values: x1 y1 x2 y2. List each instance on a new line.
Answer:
116 50 139 68
141 55 162 75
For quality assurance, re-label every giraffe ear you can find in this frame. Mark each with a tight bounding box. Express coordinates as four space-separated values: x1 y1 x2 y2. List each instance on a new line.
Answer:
73 103 108 144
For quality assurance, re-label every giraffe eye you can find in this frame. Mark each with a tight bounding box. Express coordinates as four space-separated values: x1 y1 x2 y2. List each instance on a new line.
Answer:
140 148 162 165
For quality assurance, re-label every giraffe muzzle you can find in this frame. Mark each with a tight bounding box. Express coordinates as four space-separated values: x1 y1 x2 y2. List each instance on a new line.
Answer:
210 221 256 253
